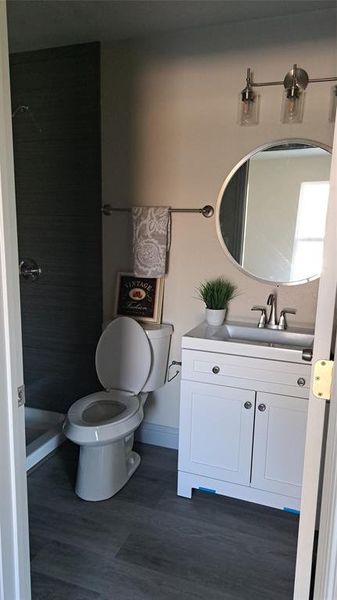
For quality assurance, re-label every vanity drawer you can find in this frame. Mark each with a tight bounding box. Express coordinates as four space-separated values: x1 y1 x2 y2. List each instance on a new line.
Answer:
182 349 311 395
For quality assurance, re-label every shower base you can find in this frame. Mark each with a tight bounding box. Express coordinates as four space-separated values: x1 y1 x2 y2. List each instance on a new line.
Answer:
25 407 65 471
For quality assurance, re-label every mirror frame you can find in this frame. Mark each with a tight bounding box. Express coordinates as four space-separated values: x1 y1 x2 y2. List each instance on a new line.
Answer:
215 138 332 286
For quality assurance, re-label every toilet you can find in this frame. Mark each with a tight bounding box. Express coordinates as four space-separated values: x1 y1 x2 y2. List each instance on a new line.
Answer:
63 316 172 501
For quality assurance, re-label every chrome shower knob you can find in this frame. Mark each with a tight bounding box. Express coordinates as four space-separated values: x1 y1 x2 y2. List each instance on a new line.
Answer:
19 258 42 281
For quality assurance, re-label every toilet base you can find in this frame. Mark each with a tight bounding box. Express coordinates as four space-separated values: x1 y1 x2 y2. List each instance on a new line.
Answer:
75 434 140 501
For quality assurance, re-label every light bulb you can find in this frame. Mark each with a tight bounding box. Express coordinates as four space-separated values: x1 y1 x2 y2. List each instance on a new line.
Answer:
281 86 304 124
287 97 297 120
238 89 259 126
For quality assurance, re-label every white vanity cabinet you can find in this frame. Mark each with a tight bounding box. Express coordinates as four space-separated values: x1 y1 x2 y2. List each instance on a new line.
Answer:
179 381 255 486
177 325 312 511
251 392 308 499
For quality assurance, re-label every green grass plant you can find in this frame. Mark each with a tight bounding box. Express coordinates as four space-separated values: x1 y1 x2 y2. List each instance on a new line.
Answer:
197 277 238 310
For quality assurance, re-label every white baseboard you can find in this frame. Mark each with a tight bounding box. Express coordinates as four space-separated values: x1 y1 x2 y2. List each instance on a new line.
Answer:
135 422 179 450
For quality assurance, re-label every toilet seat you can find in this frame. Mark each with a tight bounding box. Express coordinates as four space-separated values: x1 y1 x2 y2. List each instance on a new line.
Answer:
65 390 143 446
68 390 139 427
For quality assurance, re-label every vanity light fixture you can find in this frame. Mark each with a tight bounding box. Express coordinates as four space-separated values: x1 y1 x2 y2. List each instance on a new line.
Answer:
239 65 337 125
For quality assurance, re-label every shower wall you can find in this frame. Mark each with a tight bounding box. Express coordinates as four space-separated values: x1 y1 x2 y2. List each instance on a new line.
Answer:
10 43 102 413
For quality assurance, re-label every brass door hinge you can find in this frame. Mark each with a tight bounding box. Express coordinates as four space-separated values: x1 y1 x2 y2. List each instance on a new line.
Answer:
313 360 334 400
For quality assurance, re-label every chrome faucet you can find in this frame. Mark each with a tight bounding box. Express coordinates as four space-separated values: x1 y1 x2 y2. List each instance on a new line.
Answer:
267 293 277 329
251 293 296 330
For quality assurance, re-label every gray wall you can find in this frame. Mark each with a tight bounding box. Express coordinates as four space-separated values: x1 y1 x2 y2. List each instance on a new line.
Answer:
10 43 102 413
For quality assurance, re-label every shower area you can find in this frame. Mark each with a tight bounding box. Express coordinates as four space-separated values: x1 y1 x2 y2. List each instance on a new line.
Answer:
10 43 102 469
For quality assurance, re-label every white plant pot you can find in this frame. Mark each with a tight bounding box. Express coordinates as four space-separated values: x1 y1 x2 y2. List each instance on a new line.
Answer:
205 308 227 326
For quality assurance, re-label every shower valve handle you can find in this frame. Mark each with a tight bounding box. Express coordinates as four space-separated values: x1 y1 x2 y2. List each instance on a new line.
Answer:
19 258 42 281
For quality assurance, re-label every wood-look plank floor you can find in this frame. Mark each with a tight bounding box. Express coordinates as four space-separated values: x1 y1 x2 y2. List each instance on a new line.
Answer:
28 442 298 599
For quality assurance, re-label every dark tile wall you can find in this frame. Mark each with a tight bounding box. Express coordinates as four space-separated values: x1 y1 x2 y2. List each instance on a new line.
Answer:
10 43 102 413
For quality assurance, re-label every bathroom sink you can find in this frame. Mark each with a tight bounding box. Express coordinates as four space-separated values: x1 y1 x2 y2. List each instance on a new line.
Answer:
182 321 314 363
219 322 314 348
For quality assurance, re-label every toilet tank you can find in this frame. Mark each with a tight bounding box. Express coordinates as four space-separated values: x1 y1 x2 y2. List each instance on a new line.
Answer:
141 323 173 392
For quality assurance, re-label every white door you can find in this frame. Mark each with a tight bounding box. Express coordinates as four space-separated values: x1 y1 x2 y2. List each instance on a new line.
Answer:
313 324 337 598
310 119 337 598
251 392 308 499
178 381 255 485
294 119 337 599
0 3 31 599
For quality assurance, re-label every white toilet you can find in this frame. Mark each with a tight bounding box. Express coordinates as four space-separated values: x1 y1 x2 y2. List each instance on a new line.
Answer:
63 316 172 501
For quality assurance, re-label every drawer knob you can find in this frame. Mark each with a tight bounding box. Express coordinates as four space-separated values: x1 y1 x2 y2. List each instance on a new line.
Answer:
297 377 306 387
212 366 220 374
244 401 252 410
258 403 266 412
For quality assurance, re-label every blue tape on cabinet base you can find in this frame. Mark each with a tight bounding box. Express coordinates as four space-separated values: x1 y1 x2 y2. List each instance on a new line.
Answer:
283 507 300 515
198 486 216 494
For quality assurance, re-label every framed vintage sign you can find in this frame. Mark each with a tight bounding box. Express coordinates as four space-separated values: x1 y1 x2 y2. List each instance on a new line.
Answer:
114 273 164 323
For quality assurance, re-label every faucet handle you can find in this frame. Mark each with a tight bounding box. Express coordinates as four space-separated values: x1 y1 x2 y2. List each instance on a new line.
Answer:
251 306 267 328
279 308 297 330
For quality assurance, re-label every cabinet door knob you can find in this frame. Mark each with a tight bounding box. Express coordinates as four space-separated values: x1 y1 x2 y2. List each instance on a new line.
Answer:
212 366 220 374
258 403 266 412
297 377 306 387
244 401 252 410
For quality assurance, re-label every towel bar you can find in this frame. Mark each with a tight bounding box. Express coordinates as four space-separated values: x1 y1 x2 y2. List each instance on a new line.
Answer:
101 204 214 218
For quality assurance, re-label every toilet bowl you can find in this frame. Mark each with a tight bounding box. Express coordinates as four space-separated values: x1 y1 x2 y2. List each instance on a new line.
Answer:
63 316 172 501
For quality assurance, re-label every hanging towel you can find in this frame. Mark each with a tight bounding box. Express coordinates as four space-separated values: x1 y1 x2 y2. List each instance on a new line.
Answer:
132 206 171 278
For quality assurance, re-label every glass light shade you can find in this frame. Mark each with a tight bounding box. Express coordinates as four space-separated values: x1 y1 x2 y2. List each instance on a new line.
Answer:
281 89 304 124
329 85 337 122
238 92 260 126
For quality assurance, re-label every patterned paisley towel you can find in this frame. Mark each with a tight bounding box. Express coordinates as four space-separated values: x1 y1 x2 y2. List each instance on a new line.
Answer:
132 206 171 277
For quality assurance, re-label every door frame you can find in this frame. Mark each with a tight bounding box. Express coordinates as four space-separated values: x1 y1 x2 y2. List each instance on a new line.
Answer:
0 3 31 599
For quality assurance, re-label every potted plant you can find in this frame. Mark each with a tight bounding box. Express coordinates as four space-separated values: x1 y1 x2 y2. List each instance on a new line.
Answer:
197 277 238 326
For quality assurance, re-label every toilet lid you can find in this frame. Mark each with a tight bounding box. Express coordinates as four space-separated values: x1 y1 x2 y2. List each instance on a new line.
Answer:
95 316 152 394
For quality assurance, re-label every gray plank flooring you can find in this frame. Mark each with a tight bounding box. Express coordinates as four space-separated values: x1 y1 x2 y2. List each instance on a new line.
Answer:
28 442 298 599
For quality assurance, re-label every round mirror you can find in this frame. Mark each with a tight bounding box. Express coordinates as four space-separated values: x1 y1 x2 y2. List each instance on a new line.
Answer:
216 139 331 285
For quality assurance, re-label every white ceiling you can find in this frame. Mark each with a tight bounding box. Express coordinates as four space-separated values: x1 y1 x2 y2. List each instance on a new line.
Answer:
7 0 337 53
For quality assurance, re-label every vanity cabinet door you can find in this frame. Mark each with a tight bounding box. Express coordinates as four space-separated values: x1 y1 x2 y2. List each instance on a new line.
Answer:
251 392 308 499
178 381 255 485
